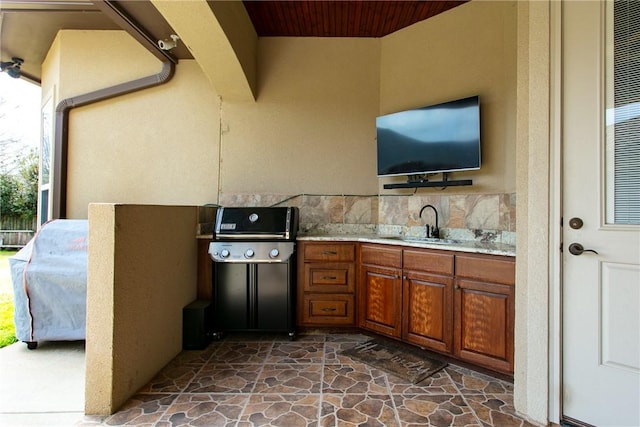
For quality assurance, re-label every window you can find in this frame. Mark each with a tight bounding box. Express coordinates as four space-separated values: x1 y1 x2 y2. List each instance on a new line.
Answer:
606 0 640 224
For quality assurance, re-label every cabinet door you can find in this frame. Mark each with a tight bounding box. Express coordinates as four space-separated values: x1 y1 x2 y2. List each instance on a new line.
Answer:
454 278 514 374
403 271 453 353
359 264 402 338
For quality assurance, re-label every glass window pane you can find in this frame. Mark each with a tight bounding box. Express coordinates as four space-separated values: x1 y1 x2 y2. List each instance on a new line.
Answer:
40 98 52 185
606 0 640 225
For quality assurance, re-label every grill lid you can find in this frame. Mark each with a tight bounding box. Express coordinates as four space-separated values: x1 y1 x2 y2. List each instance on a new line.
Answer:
214 207 299 240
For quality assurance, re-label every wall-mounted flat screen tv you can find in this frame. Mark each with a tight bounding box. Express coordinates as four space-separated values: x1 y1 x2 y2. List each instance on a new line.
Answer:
376 95 481 177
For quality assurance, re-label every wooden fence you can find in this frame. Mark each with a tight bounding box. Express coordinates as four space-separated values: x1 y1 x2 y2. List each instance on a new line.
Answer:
0 216 37 249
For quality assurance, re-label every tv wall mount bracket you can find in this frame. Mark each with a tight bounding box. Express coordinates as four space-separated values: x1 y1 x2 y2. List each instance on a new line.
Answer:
383 172 472 189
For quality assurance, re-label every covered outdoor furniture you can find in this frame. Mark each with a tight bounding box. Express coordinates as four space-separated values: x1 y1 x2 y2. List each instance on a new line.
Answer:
9 219 88 349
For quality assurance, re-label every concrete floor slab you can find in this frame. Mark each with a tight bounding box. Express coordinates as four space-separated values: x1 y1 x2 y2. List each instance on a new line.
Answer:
0 340 85 426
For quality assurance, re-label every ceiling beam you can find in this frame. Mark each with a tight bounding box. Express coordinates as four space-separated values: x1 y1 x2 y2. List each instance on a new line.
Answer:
150 0 257 102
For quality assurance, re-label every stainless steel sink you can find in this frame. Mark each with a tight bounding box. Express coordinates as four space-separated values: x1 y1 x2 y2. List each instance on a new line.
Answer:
403 237 461 244
379 236 462 245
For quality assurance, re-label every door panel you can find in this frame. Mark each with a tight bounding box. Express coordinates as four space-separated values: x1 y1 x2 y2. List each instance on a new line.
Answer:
256 263 291 331
359 264 402 338
454 278 513 374
402 271 453 353
215 263 249 330
600 262 640 372
562 2 640 425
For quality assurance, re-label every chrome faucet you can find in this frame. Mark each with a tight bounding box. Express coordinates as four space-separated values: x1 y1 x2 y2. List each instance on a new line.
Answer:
419 204 439 239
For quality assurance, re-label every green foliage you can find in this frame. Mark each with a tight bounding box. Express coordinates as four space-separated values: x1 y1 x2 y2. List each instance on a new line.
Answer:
0 293 17 348
0 250 17 348
0 149 38 218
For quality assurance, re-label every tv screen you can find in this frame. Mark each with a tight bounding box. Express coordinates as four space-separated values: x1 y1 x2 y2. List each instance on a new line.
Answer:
376 95 481 177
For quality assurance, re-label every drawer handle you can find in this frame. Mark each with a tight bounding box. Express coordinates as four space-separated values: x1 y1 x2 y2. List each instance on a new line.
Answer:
322 250 338 255
321 307 337 312
323 276 337 280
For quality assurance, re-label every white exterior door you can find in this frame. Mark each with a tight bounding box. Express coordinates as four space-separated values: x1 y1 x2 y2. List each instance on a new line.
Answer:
562 1 640 426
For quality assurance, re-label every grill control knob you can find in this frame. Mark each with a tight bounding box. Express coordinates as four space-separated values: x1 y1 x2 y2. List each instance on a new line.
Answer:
249 213 259 223
220 249 230 258
245 249 255 259
269 249 280 258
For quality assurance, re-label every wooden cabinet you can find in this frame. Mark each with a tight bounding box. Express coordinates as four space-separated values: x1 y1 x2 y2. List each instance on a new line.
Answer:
359 244 403 337
359 245 454 352
297 242 356 326
357 243 514 374
402 249 454 354
454 253 515 374
301 239 515 375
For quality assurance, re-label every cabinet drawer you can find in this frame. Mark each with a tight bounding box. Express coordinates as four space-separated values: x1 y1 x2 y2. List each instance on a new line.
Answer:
302 294 355 325
303 262 355 293
360 244 402 268
303 243 355 262
455 254 515 285
403 249 454 276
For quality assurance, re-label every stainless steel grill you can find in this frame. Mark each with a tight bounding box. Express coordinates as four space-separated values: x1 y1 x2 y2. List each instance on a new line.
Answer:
208 207 299 339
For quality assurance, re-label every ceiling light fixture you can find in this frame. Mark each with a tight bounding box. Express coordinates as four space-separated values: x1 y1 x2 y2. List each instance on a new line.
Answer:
0 57 24 79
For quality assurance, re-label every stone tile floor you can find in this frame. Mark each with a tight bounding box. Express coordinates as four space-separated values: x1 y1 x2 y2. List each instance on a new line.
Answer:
80 332 539 426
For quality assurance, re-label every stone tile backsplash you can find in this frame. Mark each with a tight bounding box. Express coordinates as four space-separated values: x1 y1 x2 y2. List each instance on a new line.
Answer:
218 192 516 246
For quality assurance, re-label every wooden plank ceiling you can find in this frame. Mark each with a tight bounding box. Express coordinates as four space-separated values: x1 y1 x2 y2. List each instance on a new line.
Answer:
242 1 469 38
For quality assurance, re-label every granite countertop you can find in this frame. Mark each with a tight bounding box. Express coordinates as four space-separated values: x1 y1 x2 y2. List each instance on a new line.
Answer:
197 232 516 257
297 234 516 257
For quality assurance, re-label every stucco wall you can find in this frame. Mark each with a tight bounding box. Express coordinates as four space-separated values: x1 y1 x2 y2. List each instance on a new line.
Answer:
48 4 517 211
46 31 221 219
379 1 517 194
86 204 198 414
219 37 380 197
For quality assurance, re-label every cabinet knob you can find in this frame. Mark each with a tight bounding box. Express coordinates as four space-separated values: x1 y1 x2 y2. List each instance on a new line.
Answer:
454 284 460 290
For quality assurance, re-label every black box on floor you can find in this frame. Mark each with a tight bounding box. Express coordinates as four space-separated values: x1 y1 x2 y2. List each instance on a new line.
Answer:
182 299 213 350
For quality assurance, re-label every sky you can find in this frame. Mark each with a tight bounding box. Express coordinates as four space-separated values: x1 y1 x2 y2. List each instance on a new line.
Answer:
0 72 41 173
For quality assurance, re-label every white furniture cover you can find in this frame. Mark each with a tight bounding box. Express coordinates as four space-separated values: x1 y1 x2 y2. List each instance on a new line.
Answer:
9 219 88 345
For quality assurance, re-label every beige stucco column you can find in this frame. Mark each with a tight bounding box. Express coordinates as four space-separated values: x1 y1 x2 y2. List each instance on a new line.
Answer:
85 204 198 414
515 0 552 424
